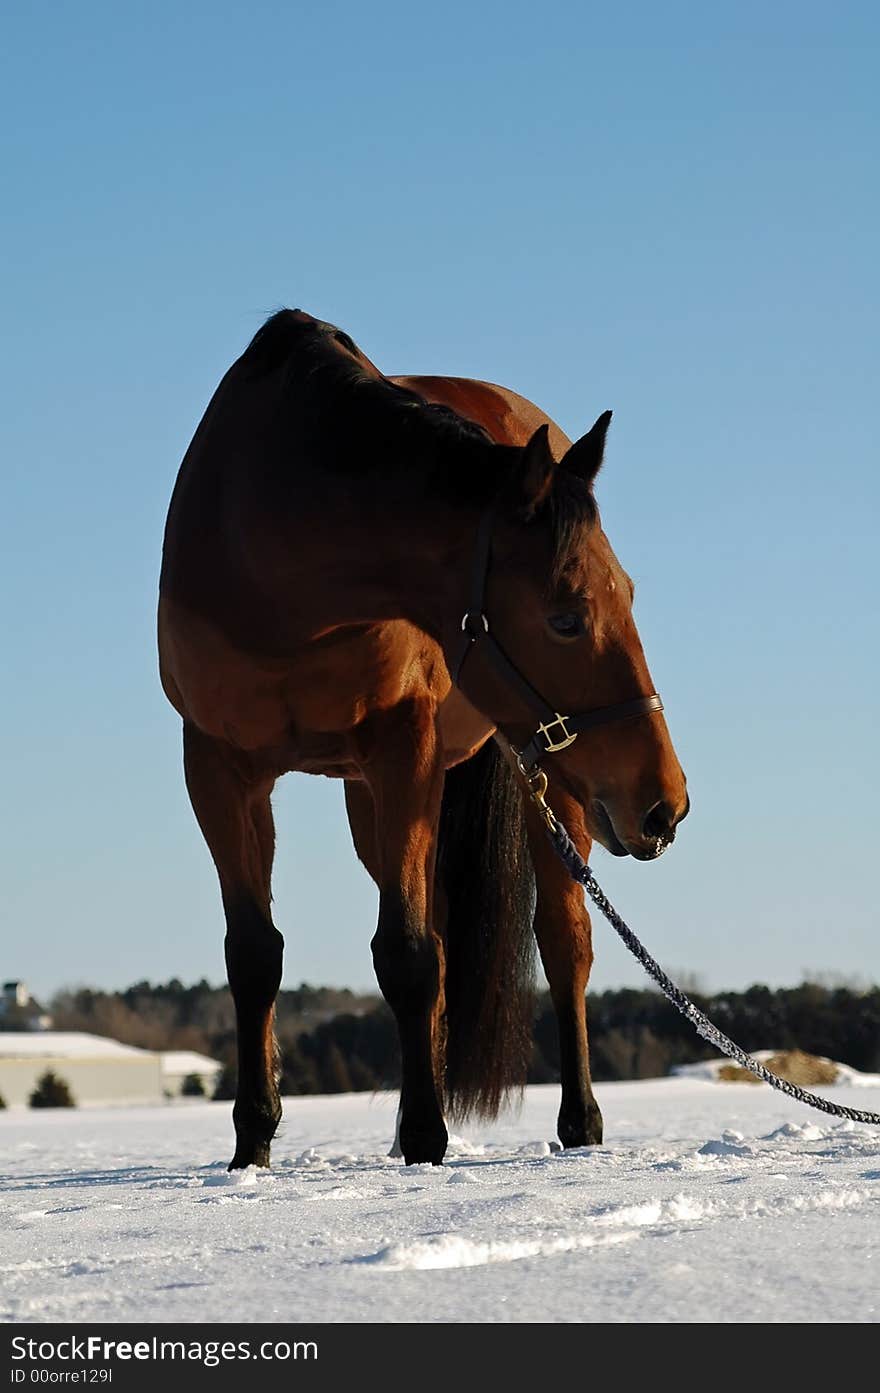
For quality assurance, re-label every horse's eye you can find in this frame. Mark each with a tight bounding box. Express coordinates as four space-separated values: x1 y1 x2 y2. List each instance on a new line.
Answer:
547 612 585 639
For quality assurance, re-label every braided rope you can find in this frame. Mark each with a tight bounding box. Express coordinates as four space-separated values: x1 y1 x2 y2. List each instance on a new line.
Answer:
546 819 880 1126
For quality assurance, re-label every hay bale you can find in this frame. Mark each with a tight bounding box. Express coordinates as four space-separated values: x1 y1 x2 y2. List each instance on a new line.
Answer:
717 1050 839 1086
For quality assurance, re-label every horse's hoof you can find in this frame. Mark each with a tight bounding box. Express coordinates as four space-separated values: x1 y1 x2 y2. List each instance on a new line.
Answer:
400 1123 448 1166
228 1140 272 1170
558 1108 603 1149
230 1100 280 1170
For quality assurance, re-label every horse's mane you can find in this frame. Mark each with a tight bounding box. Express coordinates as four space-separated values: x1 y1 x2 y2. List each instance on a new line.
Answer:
245 309 597 578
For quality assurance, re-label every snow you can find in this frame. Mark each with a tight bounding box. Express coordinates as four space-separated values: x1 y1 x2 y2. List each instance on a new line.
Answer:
2 1079 879 1323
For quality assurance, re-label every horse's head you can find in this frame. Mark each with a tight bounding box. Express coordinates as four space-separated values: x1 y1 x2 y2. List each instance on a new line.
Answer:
456 415 689 860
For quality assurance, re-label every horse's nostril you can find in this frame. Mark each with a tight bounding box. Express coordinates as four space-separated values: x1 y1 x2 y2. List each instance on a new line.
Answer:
642 800 675 841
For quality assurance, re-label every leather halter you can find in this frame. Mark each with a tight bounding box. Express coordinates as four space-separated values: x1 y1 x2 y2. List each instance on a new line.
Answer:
451 502 664 776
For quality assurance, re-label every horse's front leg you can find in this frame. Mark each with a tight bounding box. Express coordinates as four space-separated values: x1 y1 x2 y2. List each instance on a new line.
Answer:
524 786 603 1148
183 723 282 1169
359 702 448 1165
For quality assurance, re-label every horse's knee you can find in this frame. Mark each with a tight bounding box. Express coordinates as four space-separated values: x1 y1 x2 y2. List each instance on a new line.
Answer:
371 910 440 1016
535 903 594 998
224 899 284 1004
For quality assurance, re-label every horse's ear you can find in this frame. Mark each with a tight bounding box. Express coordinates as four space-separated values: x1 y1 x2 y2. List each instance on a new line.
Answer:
508 423 556 517
561 410 612 485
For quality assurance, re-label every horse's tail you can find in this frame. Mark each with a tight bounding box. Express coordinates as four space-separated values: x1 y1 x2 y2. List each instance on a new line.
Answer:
436 739 536 1121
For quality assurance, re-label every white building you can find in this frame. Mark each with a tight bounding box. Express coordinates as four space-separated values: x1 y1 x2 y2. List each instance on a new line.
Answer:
0 1033 221 1107
160 1050 223 1098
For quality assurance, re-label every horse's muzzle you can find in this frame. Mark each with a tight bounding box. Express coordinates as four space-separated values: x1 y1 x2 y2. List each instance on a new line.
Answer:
595 792 690 861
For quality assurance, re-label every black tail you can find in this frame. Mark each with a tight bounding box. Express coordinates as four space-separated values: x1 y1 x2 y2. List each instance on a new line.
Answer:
437 740 536 1121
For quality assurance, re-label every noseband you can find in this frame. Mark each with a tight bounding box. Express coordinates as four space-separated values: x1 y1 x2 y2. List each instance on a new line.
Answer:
451 502 664 796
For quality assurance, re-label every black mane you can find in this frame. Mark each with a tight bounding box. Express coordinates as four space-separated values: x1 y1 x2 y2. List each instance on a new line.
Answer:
245 309 597 572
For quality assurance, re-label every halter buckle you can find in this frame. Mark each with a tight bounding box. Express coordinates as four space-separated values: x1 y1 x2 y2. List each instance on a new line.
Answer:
460 612 489 637
536 713 577 754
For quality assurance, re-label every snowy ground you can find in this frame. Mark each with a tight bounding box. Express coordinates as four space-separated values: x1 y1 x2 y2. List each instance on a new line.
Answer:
3 1079 879 1324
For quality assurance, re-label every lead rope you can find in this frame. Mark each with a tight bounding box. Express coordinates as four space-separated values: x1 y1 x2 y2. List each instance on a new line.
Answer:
539 803 880 1126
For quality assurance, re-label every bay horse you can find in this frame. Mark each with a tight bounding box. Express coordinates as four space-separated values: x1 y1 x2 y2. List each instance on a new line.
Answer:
158 309 688 1168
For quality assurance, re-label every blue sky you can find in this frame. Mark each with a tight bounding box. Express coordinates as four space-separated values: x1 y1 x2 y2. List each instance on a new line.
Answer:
2 3 878 1000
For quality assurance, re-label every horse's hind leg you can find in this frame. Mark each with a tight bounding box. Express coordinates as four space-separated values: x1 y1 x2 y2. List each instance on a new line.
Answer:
524 789 603 1148
183 722 283 1169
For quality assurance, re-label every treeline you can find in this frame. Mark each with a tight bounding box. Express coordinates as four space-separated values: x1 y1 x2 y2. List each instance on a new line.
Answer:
37 979 880 1096
535 982 880 1084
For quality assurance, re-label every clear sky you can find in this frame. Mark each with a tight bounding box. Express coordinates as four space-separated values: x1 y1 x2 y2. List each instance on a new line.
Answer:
2 3 878 1002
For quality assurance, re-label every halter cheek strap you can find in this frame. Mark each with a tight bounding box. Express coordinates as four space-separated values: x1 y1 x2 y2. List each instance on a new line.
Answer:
451 502 664 775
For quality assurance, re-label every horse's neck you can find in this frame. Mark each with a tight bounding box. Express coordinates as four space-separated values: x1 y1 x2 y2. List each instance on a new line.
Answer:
307 479 477 645
288 389 498 639
211 351 502 645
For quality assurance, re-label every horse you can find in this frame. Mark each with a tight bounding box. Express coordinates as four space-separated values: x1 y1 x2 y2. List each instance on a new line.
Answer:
158 309 689 1168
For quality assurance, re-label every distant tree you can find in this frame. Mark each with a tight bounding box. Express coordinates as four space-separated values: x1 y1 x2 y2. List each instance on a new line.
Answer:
594 1026 638 1081
347 1056 380 1091
632 1026 670 1080
526 1041 557 1086
212 1064 236 1101
42 975 880 1093
321 1043 353 1093
180 1073 206 1097
29 1071 75 1108
278 1039 322 1095
0 1092 7 1109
